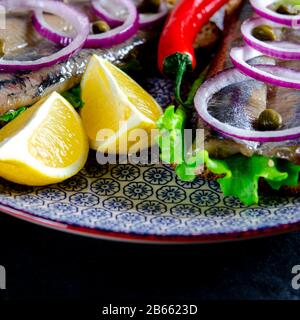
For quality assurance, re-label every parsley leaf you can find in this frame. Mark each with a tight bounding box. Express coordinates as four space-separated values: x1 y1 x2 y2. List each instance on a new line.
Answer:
0 107 27 123
62 86 84 110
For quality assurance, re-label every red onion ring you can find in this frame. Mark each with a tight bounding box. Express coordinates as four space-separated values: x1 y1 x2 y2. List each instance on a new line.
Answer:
250 0 300 27
87 0 139 48
230 45 300 89
0 0 89 71
194 66 300 142
91 0 124 28
241 17 300 60
33 0 139 48
91 0 169 29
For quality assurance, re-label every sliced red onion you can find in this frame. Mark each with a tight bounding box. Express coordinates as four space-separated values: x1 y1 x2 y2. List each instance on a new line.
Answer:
230 45 300 89
194 66 300 142
91 0 169 28
87 0 139 48
0 0 89 71
91 0 124 28
250 0 300 27
33 0 139 49
241 17 300 60
138 1 169 28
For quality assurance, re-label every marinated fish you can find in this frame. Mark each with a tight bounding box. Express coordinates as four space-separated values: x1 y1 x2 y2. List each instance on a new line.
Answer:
197 1 300 164
0 12 149 115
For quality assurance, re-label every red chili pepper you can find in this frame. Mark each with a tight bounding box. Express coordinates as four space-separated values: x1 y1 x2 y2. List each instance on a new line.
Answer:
158 0 229 105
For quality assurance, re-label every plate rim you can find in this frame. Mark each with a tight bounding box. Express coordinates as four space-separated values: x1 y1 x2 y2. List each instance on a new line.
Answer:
1 203 300 244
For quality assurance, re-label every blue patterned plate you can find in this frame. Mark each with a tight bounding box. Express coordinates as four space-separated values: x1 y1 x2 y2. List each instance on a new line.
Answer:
0 78 300 243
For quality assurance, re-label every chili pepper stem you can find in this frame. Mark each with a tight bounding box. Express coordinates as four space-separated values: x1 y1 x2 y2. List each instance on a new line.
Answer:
174 59 187 106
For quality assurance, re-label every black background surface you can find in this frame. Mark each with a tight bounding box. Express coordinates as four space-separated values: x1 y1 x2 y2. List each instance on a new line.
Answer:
0 212 299 301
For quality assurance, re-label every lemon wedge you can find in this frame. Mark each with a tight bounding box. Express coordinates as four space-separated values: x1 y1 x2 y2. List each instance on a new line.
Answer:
0 92 89 186
80 55 163 154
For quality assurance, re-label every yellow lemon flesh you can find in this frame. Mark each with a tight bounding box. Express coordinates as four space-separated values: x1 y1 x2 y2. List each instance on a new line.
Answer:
0 92 89 186
80 55 163 154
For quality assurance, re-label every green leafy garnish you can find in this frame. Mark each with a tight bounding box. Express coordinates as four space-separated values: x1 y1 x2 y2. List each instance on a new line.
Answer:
176 150 299 206
62 85 84 109
277 0 300 5
156 64 300 206
267 160 300 190
156 105 187 164
212 155 288 206
0 106 27 123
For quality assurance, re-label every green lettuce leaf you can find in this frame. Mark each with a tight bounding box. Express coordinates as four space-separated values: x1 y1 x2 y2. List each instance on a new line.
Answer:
156 105 186 164
62 85 84 109
0 106 27 123
267 160 300 190
176 150 294 206
213 155 288 206
278 0 300 5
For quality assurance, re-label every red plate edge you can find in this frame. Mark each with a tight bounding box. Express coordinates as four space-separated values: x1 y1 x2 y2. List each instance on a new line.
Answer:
1 203 300 244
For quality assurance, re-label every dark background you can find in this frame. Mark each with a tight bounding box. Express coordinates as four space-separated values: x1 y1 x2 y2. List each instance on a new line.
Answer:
0 212 299 301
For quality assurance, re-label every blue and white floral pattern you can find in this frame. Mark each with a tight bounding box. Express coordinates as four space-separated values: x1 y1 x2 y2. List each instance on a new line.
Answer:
91 179 120 196
111 164 140 181
143 167 172 185
124 182 153 200
170 204 201 218
37 188 66 201
58 176 88 192
80 160 108 178
190 190 220 207
69 192 99 207
103 197 133 211
1 77 300 240
2 158 300 239
136 200 167 215
175 176 205 189
223 196 247 209
47 202 78 215
156 186 186 203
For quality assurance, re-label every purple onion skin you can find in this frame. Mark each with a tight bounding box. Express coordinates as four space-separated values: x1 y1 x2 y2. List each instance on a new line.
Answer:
252 6 300 27
194 66 300 143
231 59 300 90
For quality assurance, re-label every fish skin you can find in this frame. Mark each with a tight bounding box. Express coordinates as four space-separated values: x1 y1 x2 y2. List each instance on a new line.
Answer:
0 36 148 115
0 34 147 115
196 1 300 164
0 12 148 115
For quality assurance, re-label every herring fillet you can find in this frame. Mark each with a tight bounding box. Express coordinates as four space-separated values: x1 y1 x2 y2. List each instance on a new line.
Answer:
197 1 300 164
0 34 146 115
0 13 148 115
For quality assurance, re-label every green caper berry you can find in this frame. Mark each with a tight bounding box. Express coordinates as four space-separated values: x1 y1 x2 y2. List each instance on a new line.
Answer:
252 25 277 42
92 20 110 34
257 109 282 131
276 4 298 15
138 0 161 14
0 39 5 57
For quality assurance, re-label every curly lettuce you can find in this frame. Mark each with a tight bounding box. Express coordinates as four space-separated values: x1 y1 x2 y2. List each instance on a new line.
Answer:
175 150 300 206
156 108 300 205
156 105 187 164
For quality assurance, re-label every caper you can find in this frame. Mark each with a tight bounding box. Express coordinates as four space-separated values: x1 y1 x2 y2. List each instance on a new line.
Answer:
138 0 161 14
257 109 282 131
0 39 5 57
92 20 110 34
276 4 298 15
252 25 277 42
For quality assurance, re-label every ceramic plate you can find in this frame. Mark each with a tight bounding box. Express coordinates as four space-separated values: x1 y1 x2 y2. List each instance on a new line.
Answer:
1 78 300 244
